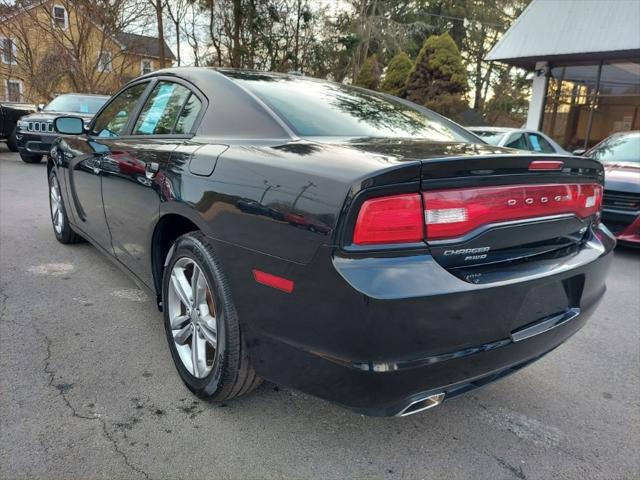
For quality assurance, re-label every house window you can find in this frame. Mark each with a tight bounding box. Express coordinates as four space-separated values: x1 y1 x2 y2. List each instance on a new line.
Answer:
6 80 23 102
141 59 153 75
98 51 112 72
52 5 68 30
1 37 17 65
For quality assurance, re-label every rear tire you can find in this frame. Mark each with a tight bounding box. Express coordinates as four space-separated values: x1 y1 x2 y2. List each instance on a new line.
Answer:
7 126 18 152
48 170 83 244
162 232 261 401
20 151 43 163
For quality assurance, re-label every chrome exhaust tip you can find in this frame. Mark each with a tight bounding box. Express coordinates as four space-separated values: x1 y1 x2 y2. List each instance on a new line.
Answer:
397 392 445 417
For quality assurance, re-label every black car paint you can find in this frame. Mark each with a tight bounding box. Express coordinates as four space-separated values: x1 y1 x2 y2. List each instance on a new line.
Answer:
50 68 615 416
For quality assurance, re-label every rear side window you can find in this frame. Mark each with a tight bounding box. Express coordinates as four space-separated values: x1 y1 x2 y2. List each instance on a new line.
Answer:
93 82 148 137
505 133 528 150
133 81 198 135
528 133 555 153
174 94 202 134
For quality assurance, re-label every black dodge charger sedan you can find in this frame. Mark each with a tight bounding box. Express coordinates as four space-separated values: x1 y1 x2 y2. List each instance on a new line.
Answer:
48 68 615 416
16 93 108 163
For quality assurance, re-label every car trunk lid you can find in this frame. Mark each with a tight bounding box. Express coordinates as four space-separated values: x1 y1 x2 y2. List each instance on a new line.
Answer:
418 153 604 274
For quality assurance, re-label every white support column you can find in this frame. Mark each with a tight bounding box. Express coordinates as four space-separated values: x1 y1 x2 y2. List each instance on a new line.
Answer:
526 61 549 130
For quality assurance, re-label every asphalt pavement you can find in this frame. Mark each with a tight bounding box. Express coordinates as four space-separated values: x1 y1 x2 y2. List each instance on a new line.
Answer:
1 145 639 480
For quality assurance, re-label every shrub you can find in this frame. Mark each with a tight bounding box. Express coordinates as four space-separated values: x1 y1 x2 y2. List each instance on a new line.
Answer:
380 52 413 97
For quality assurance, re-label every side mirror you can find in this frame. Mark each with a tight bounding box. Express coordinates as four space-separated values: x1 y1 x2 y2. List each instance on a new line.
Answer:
54 116 85 135
37 103 45 111
572 148 586 156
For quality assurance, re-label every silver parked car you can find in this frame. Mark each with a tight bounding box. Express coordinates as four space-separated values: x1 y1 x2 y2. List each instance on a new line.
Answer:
469 127 569 155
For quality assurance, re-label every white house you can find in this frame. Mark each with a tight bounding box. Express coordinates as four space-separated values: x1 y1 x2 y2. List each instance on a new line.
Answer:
487 0 640 151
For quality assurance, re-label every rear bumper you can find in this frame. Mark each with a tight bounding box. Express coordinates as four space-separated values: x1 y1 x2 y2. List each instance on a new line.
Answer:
215 226 615 416
16 131 56 155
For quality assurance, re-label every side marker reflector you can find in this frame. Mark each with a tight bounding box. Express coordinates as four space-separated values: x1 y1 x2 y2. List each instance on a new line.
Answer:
252 269 294 293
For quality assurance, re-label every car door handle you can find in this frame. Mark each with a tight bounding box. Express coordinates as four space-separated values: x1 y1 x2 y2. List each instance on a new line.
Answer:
145 162 159 179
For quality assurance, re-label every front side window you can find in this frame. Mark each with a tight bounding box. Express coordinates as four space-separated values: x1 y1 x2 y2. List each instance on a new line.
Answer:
6 80 22 102
229 74 476 142
93 82 148 137
133 82 195 135
98 52 112 73
505 133 528 150
1 37 17 64
527 133 555 153
52 5 67 29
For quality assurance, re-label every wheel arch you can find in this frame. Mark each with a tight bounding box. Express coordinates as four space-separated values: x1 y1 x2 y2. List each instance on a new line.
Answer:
151 212 201 309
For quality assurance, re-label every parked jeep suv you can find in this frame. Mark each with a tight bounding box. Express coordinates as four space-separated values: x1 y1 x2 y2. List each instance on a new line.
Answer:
0 102 35 152
16 93 108 163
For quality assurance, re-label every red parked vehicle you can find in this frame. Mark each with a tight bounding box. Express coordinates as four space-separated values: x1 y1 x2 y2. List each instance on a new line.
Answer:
586 131 640 246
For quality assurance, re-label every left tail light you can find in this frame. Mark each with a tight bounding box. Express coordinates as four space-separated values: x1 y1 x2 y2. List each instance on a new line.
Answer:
353 193 423 245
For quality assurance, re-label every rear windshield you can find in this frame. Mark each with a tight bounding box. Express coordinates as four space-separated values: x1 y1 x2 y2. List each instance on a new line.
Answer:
588 133 640 164
233 75 476 142
44 95 108 114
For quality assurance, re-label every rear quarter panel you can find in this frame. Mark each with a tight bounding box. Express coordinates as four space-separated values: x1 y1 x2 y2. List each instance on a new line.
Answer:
165 140 421 264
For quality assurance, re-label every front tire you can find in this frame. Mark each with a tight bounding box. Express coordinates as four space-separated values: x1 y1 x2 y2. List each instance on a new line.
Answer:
48 171 83 244
7 126 18 152
163 232 261 401
20 151 43 163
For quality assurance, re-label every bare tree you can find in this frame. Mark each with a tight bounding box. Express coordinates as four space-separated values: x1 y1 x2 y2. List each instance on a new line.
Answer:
164 0 191 66
147 0 167 67
183 1 205 66
1 0 150 99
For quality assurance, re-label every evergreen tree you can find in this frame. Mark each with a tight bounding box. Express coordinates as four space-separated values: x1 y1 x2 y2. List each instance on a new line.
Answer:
380 52 413 97
484 68 530 126
354 55 381 90
405 33 468 121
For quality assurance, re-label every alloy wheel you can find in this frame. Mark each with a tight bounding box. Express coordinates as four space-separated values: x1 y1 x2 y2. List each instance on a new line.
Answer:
167 257 218 379
49 176 64 235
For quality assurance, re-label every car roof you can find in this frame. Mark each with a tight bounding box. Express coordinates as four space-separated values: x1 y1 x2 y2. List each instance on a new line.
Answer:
54 93 111 99
137 67 295 139
468 127 517 133
132 67 483 142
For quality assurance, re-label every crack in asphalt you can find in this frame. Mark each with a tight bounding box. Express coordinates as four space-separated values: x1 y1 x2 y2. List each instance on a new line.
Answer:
494 456 527 479
35 320 151 480
474 399 604 474
0 284 8 324
1 274 151 479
